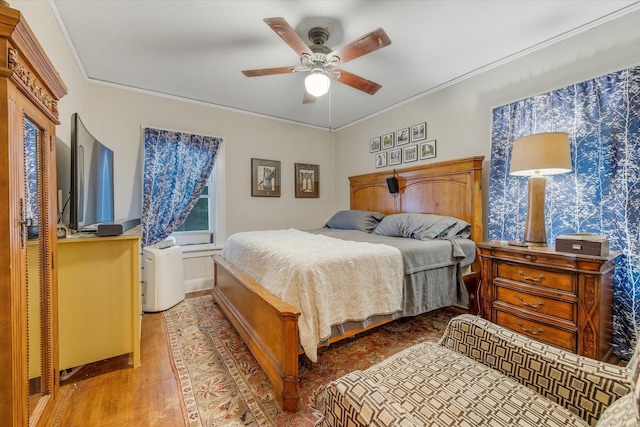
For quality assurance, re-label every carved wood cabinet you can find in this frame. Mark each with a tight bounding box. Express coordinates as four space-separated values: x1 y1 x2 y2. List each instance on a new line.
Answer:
478 241 619 361
0 2 68 425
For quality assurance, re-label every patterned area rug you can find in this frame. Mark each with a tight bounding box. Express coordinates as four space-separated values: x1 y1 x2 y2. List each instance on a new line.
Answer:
163 295 456 426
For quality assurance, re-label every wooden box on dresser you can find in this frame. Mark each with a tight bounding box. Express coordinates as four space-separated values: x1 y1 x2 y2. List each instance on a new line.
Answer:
478 241 620 361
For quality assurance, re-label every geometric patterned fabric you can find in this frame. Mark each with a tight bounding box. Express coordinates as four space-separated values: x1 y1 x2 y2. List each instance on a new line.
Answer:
440 316 632 426
594 334 639 427
322 315 636 427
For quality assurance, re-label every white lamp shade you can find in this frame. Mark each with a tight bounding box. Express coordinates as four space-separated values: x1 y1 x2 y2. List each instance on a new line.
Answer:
305 72 330 97
510 132 572 176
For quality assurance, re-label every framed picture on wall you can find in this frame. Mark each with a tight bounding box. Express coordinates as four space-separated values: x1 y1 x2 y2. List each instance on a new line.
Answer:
375 151 388 168
382 132 394 149
411 122 426 142
369 136 381 152
396 128 409 145
420 140 437 160
295 163 319 198
389 148 401 166
403 145 418 163
251 158 281 197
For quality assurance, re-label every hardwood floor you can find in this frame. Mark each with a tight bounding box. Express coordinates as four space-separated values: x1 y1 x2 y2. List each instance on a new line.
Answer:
59 310 184 426
58 291 627 426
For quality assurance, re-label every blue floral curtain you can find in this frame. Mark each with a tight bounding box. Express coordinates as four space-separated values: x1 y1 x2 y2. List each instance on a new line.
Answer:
142 127 222 247
488 66 640 359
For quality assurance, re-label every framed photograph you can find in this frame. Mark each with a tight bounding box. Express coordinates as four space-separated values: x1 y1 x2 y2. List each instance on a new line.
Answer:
396 128 409 146
369 136 381 152
382 132 394 149
403 145 418 163
295 163 319 198
251 158 280 197
389 148 402 166
420 140 437 160
411 122 427 142
375 151 388 168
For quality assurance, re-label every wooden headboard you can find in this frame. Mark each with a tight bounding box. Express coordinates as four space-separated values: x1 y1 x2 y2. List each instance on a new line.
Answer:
349 156 484 243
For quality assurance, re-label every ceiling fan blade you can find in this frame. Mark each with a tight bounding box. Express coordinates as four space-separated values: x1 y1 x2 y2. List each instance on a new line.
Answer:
303 90 316 104
264 17 313 57
333 70 382 95
242 66 297 77
327 28 391 64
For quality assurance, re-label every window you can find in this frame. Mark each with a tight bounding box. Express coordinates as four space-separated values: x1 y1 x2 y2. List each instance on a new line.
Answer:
175 186 211 233
171 166 216 246
169 144 225 248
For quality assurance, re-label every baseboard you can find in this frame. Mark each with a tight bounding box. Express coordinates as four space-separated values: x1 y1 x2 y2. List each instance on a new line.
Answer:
185 277 214 294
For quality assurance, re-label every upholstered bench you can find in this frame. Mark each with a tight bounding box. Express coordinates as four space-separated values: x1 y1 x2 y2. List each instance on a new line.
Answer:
322 314 639 427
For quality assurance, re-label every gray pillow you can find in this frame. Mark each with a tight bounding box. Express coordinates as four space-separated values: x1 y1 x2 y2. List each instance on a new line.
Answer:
374 213 471 240
324 210 385 233
440 219 472 239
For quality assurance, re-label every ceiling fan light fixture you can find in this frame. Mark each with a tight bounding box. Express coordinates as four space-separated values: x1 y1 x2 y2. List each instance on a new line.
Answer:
305 71 330 97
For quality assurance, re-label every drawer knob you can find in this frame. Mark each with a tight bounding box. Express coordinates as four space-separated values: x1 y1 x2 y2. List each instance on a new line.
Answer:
517 321 543 335
518 271 545 282
517 295 544 308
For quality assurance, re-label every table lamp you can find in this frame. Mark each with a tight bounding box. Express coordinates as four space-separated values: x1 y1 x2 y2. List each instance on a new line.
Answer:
509 132 572 246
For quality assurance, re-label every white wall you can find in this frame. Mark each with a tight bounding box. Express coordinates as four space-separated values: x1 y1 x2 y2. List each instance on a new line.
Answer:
15 0 89 138
85 84 335 241
333 9 640 239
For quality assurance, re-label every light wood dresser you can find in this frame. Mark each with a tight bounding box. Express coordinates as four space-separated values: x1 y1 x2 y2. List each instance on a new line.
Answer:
58 231 141 370
478 241 619 361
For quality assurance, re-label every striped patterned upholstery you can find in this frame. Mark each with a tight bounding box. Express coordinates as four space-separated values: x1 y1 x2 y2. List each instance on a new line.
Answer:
322 314 636 427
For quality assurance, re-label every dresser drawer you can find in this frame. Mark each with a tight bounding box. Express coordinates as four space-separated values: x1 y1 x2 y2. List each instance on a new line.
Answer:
495 310 575 351
495 286 575 323
497 263 574 293
479 242 618 360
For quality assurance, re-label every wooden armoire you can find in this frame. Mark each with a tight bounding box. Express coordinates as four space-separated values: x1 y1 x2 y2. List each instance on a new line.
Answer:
0 1 69 426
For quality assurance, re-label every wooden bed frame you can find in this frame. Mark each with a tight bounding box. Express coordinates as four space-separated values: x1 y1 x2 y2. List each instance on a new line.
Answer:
212 156 484 412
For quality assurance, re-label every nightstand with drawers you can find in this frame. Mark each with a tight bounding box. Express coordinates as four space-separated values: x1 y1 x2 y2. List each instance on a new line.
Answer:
477 241 620 360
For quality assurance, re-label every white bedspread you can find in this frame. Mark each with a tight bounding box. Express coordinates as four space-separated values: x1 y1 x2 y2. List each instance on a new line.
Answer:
220 229 404 362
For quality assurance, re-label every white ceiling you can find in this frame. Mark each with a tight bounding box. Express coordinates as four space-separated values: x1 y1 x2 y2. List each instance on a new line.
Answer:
51 0 640 131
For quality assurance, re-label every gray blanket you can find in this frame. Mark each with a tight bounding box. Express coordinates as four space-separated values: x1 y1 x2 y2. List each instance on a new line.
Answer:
306 228 468 273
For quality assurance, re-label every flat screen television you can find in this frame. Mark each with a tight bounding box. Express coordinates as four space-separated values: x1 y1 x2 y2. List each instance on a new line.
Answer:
69 113 115 232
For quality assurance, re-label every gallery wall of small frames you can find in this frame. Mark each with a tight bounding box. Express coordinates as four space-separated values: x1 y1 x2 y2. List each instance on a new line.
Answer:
369 122 436 168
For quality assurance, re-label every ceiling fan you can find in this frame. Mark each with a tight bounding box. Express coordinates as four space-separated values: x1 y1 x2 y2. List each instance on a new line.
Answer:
242 17 391 103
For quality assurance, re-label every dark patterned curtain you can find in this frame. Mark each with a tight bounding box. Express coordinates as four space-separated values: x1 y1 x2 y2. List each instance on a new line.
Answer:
142 127 222 247
488 66 640 358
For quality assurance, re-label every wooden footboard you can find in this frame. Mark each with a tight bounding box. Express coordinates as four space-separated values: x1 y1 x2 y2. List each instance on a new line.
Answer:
212 156 484 412
212 255 301 412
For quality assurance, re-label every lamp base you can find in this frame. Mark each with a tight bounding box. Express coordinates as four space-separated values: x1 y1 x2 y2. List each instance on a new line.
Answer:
507 240 548 248
507 240 529 247
523 240 547 247
523 174 548 245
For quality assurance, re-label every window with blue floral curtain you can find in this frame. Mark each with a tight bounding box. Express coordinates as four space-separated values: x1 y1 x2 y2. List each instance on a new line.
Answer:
488 66 640 359
142 127 222 247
